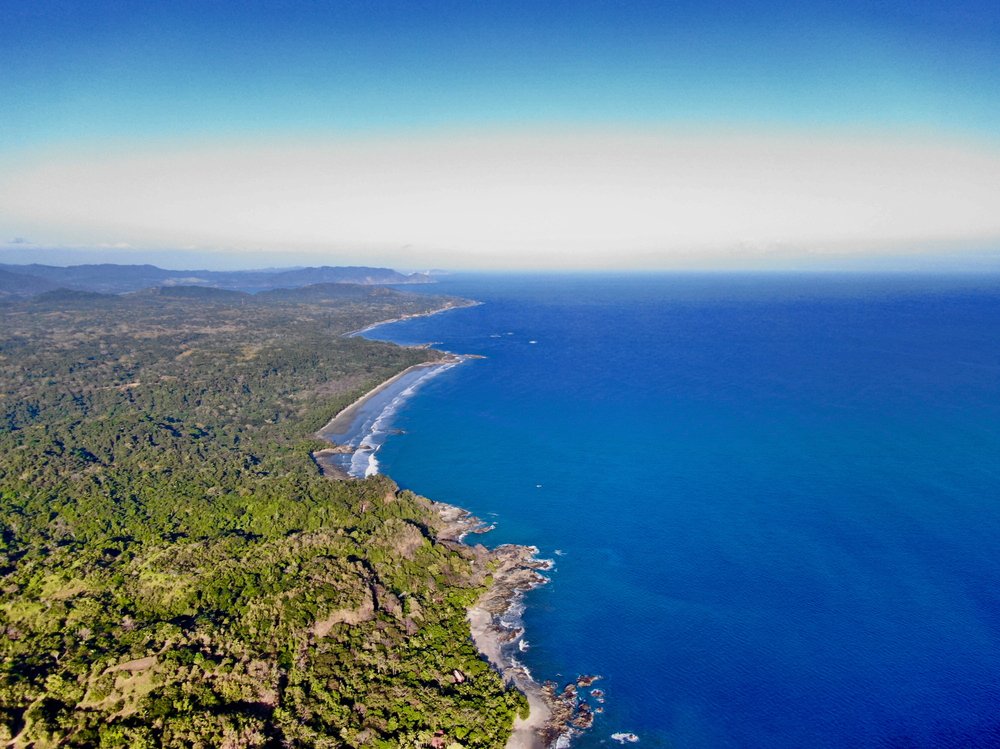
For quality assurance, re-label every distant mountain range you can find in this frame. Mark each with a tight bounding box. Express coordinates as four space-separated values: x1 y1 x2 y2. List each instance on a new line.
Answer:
0 263 434 298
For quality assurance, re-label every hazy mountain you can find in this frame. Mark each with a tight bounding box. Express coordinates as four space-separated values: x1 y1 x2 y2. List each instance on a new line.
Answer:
0 263 435 296
0 268 59 298
256 282 399 303
267 266 433 287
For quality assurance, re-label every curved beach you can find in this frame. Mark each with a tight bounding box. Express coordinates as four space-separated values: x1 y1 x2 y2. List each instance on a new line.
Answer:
318 355 461 438
344 298 482 338
315 354 465 478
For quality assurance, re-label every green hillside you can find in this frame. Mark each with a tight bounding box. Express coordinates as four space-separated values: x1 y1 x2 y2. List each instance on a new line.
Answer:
0 285 524 748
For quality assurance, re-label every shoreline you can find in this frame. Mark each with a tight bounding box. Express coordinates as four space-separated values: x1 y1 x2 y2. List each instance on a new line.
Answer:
431 501 600 747
315 354 462 441
313 296 482 477
467 557 555 749
315 300 588 747
430 502 564 749
343 298 482 338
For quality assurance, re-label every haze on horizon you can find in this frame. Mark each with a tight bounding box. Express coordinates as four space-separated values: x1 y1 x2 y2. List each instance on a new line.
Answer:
2 0 999 272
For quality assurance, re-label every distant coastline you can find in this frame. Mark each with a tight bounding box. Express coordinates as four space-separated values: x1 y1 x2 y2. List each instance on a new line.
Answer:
343 297 482 338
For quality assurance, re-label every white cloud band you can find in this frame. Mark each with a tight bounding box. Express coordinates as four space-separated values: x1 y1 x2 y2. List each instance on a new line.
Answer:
2 129 999 269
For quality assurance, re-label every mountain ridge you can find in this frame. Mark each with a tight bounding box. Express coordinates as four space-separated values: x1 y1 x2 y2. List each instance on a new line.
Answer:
0 262 434 296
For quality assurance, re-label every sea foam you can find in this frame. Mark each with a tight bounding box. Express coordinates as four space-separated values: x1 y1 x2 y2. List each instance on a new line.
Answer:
332 359 463 479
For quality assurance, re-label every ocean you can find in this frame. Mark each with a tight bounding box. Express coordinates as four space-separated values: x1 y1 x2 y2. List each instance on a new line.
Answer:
353 273 1000 748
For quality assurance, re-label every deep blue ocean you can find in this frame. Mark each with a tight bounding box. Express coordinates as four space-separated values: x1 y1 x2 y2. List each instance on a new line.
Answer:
360 273 1000 748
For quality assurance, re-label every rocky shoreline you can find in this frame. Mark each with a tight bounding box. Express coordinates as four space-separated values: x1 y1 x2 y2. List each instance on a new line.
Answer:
428 500 598 748
317 417 598 745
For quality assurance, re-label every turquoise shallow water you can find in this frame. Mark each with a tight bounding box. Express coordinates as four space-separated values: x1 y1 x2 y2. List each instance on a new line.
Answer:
361 274 1000 748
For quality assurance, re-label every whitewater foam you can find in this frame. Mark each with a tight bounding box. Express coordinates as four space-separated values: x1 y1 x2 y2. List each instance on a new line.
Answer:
322 358 465 479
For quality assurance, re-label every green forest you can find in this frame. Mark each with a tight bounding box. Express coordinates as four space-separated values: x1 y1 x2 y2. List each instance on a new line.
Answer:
0 284 526 748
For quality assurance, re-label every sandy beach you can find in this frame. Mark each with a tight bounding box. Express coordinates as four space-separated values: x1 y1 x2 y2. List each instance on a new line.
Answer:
316 355 460 439
315 296 480 463
344 298 482 338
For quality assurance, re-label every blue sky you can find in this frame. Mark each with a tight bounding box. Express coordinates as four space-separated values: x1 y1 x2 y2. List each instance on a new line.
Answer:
2 0 999 268
5 0 999 145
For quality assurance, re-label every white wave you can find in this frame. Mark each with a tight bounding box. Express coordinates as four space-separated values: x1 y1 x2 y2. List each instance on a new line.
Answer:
364 451 379 478
348 448 371 477
508 655 533 682
344 360 463 478
611 732 640 744
500 600 526 628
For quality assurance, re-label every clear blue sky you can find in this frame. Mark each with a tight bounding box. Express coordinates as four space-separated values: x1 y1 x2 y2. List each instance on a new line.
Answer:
4 0 999 147
2 0 999 268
